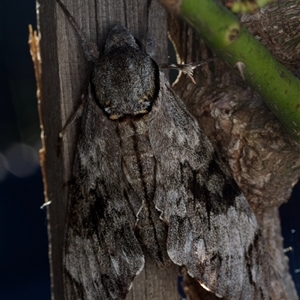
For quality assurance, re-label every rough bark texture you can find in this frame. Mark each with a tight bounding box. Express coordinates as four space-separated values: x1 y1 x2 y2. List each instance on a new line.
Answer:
167 0 300 299
37 0 179 299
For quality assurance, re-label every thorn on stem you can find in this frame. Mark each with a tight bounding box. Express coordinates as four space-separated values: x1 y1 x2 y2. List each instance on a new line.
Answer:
235 61 246 80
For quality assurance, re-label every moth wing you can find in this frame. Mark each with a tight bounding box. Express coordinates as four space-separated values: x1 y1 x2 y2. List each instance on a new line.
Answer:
148 74 269 299
64 90 144 300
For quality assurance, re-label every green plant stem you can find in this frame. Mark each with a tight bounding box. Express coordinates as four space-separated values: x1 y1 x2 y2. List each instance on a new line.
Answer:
173 0 300 140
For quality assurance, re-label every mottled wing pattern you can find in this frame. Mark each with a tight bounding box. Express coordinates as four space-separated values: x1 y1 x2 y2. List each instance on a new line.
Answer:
64 90 144 300
148 74 270 300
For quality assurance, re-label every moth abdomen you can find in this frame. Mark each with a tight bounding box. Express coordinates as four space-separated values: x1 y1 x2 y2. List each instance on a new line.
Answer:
117 116 171 268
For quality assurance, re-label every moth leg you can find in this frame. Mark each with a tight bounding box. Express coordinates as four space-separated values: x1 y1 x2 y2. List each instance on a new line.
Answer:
160 58 216 84
57 92 86 157
59 98 85 139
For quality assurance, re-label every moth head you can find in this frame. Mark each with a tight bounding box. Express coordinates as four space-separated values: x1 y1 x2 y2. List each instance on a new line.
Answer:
104 24 140 53
91 25 160 119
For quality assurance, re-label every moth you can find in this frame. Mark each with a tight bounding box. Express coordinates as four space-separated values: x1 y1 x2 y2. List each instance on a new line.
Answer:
57 1 270 299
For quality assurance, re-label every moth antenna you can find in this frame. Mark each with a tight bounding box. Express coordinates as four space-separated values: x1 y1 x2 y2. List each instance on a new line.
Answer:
56 0 99 63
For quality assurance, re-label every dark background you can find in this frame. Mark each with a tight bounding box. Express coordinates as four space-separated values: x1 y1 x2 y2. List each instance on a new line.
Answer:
0 1 299 299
